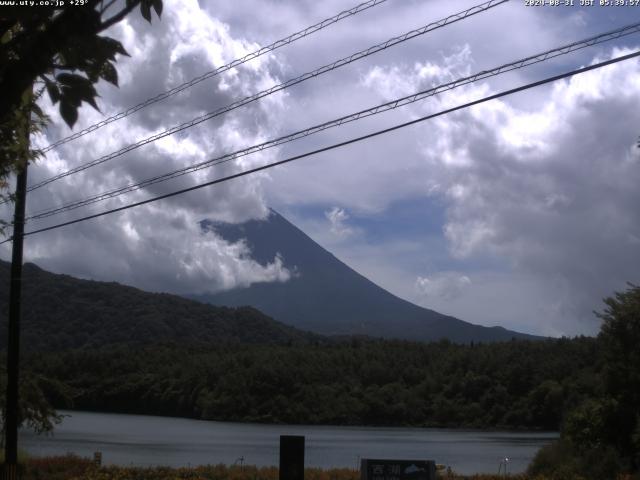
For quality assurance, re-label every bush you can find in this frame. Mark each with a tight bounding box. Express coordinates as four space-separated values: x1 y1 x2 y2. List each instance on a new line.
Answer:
527 438 627 480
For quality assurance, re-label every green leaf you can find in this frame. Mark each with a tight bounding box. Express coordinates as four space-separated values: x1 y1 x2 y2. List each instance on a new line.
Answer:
100 62 118 87
44 79 60 105
61 87 82 108
31 102 45 120
152 0 163 18
140 1 152 22
58 45 81 69
60 99 78 128
56 73 92 87
86 67 100 83
84 94 100 111
98 36 129 58
61 84 100 112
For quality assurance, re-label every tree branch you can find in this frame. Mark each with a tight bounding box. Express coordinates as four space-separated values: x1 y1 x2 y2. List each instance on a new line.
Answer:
99 1 140 32
50 64 76 70
100 0 119 15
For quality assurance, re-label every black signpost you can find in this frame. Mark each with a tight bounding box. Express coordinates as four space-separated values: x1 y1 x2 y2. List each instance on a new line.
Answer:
279 435 305 480
361 459 436 480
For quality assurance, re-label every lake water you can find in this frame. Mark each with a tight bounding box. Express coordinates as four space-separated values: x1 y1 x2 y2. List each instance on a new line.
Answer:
20 410 557 475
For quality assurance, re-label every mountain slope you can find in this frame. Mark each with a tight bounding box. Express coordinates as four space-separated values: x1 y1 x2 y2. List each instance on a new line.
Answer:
197 210 538 343
0 260 320 351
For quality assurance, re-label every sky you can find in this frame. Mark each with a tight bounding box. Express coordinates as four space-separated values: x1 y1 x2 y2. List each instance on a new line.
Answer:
2 0 640 337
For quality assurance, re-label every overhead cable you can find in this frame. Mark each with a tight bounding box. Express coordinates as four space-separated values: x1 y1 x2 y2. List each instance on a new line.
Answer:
26 21 640 221
5 49 638 243
41 0 390 152
27 0 509 193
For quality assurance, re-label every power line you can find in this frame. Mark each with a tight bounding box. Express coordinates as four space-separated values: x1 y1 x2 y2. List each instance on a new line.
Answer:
26 21 640 222
5 49 638 244
41 0 390 153
26 0 508 193
30 0 507 191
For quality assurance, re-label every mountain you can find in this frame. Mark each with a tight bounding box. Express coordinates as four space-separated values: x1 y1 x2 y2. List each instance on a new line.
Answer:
196 210 539 343
0 260 321 352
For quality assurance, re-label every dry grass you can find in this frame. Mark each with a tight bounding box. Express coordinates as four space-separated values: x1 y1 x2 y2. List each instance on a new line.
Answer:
16 454 634 480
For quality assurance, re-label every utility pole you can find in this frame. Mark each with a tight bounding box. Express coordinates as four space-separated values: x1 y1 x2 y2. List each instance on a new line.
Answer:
3 95 30 480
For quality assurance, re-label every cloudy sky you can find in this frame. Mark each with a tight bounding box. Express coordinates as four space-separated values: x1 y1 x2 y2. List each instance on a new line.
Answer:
2 0 640 337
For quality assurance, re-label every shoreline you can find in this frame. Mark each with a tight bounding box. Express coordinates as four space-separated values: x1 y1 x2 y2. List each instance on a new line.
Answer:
51 408 561 434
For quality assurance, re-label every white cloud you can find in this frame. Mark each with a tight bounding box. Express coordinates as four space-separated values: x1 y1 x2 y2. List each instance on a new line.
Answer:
389 47 640 333
325 206 355 238
1 0 289 293
362 44 474 100
415 273 471 300
277 41 640 335
24 206 292 295
412 271 588 337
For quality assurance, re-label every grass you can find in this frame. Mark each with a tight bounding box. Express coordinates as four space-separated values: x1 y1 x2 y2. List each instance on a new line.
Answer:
0 448 30 464
10 454 638 480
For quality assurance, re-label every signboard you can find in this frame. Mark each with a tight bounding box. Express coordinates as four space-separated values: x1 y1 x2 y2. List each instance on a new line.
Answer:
361 459 436 480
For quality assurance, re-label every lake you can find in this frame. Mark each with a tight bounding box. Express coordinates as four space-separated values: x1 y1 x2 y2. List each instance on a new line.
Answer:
20 410 557 475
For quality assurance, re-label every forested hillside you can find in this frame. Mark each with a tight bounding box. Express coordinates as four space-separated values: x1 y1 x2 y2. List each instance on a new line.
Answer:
27 336 599 430
0 259 609 434
0 260 320 351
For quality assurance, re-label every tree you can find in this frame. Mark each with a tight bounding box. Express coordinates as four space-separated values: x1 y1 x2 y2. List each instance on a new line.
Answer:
0 367 72 436
0 0 164 465
562 284 640 472
530 284 640 478
0 0 163 198
596 283 640 470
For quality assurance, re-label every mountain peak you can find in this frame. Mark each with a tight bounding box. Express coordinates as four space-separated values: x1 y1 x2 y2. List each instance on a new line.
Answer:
197 211 539 343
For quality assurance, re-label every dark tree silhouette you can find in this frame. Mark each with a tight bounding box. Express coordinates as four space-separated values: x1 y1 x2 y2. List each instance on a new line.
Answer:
0 0 163 192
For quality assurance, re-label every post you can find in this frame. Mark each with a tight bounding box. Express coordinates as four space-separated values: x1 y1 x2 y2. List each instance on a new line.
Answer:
3 89 30 479
279 435 304 480
3 172 26 476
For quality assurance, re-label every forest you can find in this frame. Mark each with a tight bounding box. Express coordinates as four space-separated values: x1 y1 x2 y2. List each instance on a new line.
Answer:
25 336 598 430
2 267 639 477
0 260 321 351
